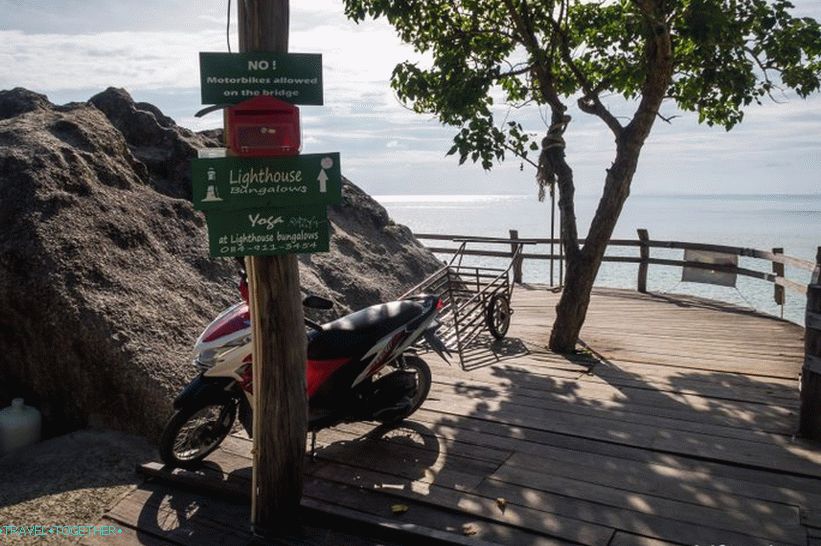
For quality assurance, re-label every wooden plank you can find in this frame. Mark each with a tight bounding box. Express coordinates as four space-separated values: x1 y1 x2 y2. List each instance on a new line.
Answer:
427 373 797 436
139 460 537 546
803 509 821 528
644 239 816 272
577 365 799 406
81 516 176 546
608 530 691 546
578 351 801 380
426 380 796 446
139 460 249 500
245 412 812 544
299 496 515 546
105 484 254 546
574 328 805 359
474 478 800 546
307 460 615 545
566 330 805 358
421 392 821 478
305 428 499 491
407 409 815 504
304 477 564 546
330 412 807 529
431 357 798 423
408 408 821 500
486 459 806 544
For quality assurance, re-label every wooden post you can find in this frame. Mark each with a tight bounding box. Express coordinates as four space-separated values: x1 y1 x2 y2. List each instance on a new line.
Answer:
238 0 308 535
800 246 821 442
637 228 649 293
772 247 785 318
549 187 555 286
509 229 522 284
558 208 564 287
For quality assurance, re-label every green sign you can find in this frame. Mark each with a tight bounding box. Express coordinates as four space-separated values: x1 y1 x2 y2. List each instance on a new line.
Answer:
192 153 341 211
200 52 323 105
206 206 329 257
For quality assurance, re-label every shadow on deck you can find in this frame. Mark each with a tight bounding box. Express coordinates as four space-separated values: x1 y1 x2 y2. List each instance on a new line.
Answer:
89 287 821 546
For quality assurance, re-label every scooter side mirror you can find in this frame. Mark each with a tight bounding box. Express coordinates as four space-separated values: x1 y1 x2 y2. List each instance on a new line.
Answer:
303 295 334 310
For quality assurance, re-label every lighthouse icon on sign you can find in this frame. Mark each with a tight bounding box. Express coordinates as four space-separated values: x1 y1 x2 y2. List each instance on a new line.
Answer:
202 167 223 202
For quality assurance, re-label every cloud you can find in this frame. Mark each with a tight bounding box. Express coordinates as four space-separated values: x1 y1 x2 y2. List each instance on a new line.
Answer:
1 0 819 196
0 30 211 91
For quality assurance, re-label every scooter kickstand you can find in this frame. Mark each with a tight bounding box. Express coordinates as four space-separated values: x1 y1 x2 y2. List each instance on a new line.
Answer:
310 431 318 462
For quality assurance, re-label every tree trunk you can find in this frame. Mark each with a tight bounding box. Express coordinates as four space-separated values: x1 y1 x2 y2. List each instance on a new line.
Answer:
549 253 594 350
548 139 648 352
546 7 672 353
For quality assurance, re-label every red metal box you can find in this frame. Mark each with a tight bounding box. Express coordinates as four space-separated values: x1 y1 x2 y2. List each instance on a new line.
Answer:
226 95 301 157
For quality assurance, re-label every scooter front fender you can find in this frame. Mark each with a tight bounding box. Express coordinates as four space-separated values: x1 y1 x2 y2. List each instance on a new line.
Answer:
173 375 236 409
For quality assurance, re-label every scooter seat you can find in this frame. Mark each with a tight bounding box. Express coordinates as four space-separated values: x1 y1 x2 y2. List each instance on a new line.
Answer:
308 300 424 360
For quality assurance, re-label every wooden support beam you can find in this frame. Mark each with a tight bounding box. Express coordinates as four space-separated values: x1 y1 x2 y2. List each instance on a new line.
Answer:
772 247 785 310
637 228 649 293
800 246 821 442
238 0 308 535
509 229 522 284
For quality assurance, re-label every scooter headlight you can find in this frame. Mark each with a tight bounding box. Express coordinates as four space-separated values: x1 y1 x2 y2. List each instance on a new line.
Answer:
193 335 251 373
194 349 218 373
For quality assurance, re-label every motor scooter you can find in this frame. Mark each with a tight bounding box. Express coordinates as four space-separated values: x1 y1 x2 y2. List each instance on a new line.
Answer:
159 266 447 468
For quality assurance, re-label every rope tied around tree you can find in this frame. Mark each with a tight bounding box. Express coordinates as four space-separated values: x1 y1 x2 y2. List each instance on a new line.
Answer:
537 114 571 202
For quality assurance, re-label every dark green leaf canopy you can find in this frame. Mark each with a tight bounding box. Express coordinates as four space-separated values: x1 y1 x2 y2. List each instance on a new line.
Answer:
344 0 821 167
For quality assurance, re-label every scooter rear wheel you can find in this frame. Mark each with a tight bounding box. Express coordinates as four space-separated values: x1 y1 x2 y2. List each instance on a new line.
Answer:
376 355 432 425
159 399 237 469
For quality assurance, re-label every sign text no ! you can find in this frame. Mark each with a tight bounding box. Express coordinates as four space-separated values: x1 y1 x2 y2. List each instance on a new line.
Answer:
199 52 323 105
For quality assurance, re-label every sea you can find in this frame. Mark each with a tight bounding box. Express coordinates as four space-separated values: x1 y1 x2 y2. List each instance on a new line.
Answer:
373 193 821 325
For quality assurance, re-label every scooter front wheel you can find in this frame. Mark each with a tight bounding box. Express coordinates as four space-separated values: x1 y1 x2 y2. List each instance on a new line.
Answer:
159 399 237 469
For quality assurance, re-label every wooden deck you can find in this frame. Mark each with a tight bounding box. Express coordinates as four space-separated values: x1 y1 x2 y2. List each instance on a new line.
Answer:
90 287 821 545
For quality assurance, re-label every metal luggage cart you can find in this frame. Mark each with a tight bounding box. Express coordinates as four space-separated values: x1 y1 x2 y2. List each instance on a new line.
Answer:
402 239 525 369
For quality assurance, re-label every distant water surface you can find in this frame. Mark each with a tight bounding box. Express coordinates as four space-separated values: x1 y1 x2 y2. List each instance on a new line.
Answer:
374 193 821 324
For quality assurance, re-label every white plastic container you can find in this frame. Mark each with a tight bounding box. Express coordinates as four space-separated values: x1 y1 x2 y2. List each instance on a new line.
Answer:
0 398 42 455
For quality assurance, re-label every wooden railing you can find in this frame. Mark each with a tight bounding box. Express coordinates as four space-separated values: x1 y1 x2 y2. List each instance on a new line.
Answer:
415 229 818 301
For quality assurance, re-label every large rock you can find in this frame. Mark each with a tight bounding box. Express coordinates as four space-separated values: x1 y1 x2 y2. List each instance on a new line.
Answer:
0 87 441 439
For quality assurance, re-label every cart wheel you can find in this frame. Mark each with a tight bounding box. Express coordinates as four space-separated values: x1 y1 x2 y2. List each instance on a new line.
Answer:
486 294 511 339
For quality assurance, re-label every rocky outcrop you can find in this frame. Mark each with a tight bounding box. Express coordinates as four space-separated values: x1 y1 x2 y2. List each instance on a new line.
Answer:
88 88 219 201
0 87 441 439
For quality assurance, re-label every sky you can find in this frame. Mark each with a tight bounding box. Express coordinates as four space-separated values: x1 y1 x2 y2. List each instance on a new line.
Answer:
1 0 820 196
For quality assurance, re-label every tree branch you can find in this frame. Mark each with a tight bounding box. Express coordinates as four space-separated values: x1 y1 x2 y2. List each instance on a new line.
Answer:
542 16 624 137
625 0 673 143
501 0 565 117
577 95 624 136
498 63 537 78
503 0 583 261
744 46 786 103
504 143 540 169
577 0 674 265
656 112 679 123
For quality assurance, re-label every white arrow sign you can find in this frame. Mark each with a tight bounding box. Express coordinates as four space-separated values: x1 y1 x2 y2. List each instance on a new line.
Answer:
317 169 328 193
